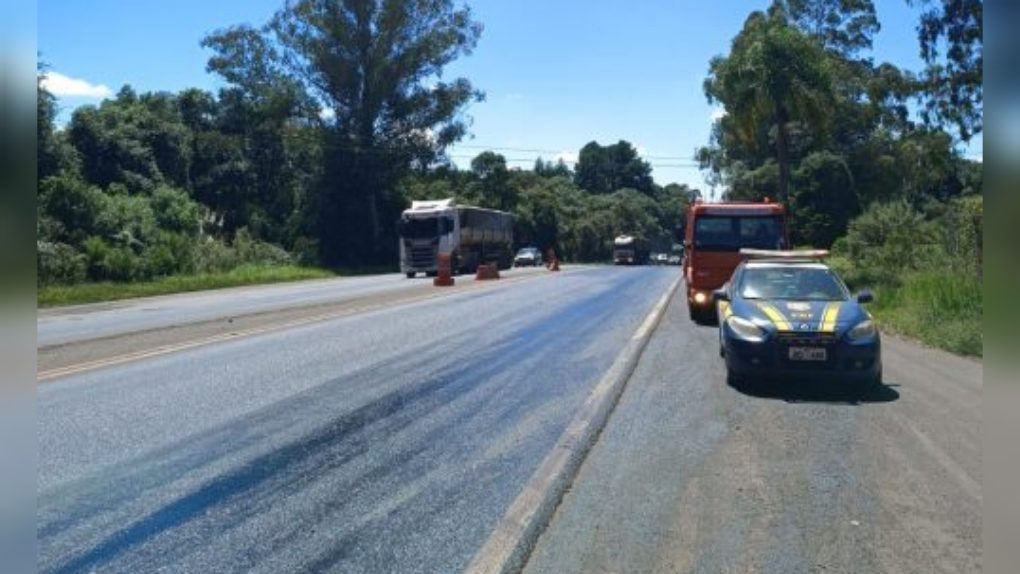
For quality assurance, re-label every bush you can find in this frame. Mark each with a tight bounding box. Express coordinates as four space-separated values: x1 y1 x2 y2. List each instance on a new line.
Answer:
192 239 240 273
233 228 292 266
37 241 87 286
144 232 196 277
82 236 143 282
151 186 203 236
95 193 158 247
38 175 106 244
835 199 983 356
839 200 939 285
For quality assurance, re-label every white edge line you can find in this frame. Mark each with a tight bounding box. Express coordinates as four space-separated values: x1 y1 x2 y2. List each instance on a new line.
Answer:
464 273 683 574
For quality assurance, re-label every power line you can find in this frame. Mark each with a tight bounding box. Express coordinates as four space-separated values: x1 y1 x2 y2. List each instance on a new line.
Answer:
453 143 698 162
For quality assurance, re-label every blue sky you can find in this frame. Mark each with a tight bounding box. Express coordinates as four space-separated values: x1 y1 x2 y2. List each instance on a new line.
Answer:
39 0 981 192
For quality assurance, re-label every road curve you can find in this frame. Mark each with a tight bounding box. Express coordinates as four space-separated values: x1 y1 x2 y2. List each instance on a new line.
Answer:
37 266 677 574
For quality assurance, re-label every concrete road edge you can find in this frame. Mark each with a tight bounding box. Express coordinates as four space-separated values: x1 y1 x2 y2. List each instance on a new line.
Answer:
464 273 683 574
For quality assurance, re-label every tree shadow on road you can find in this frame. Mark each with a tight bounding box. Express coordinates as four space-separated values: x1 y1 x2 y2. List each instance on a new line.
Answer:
729 377 900 405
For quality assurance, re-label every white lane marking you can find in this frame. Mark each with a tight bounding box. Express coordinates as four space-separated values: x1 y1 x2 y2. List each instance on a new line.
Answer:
464 272 682 574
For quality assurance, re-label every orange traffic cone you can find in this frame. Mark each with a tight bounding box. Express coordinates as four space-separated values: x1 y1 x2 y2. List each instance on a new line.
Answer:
547 249 560 272
434 253 455 286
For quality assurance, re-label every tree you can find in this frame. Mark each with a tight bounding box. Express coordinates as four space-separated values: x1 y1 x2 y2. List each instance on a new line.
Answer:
233 0 486 265
574 140 653 195
38 63 62 181
909 0 982 141
704 6 834 203
782 0 880 55
469 151 516 211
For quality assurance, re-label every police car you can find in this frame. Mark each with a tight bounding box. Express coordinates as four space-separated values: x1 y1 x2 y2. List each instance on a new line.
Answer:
713 250 881 387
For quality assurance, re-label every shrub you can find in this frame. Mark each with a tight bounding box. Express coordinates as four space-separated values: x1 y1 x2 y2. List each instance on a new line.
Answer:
192 239 240 273
151 186 203 236
38 175 106 244
37 241 87 286
233 227 292 266
95 193 158 247
145 231 196 277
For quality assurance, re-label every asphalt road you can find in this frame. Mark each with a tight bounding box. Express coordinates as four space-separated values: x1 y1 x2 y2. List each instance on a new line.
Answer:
524 291 982 573
37 266 678 574
37 267 548 348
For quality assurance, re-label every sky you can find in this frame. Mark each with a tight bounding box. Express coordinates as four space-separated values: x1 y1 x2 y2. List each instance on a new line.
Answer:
39 0 982 194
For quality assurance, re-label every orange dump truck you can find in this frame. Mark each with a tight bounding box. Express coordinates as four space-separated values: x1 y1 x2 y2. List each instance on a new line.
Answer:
682 199 789 322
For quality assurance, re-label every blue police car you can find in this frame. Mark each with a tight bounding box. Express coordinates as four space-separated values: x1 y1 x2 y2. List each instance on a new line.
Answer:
713 250 881 387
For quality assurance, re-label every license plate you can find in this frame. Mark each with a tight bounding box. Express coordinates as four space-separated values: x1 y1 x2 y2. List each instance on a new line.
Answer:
788 347 827 361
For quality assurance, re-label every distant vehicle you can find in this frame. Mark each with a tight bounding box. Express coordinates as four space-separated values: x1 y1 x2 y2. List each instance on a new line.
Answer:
682 198 788 322
714 249 881 388
667 254 681 265
398 198 513 278
613 234 650 265
654 253 669 265
514 247 544 267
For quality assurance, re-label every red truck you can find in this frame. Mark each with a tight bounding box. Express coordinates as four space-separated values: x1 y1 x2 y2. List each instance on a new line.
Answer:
682 199 789 322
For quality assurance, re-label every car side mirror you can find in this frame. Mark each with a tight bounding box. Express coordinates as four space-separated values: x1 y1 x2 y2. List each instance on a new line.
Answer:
712 289 729 303
856 290 874 304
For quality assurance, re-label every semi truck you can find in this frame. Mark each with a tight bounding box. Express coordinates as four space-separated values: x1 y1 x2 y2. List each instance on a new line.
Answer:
613 234 650 265
681 198 789 322
398 198 514 278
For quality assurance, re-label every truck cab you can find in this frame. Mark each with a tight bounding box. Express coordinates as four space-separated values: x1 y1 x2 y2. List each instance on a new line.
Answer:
682 199 788 322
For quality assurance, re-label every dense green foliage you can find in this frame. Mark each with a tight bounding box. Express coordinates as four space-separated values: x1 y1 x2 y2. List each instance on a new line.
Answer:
699 0 981 249
829 196 982 355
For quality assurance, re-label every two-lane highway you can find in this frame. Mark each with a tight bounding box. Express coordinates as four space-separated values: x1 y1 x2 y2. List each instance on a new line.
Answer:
37 266 677 573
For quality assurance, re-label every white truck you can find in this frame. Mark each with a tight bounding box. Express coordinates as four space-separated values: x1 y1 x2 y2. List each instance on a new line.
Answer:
398 198 514 278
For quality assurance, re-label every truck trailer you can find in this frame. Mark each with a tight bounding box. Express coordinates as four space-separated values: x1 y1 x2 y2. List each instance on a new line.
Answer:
398 198 514 277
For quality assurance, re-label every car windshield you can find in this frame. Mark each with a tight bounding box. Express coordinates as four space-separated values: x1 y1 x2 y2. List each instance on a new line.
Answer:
739 266 848 301
694 215 784 251
517 248 537 256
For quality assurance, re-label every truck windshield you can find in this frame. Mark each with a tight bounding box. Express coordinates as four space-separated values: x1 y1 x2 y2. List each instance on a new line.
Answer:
694 215 784 251
399 217 438 239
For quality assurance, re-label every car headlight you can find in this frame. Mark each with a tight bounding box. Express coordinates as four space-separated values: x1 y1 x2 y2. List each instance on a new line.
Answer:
726 316 766 343
846 319 877 341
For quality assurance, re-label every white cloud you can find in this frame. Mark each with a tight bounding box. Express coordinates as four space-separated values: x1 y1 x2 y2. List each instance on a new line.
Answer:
710 107 727 122
40 71 113 98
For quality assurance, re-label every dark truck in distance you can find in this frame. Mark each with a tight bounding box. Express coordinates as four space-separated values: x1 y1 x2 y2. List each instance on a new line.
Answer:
613 235 650 265
398 198 514 277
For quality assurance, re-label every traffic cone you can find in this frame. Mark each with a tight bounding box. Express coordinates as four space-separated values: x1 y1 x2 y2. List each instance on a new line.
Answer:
434 253 455 286
548 249 560 272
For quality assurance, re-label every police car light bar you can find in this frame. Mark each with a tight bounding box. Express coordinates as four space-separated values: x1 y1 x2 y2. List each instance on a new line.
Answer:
739 248 830 260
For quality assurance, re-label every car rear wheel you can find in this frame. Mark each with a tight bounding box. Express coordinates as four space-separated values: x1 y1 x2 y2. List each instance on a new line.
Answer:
405 272 416 279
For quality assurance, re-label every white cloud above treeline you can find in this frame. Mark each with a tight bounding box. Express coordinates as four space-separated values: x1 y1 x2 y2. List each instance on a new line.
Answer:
40 71 112 98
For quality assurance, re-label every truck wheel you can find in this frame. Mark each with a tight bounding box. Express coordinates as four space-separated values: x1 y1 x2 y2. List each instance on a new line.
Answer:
425 270 438 278
405 272 416 279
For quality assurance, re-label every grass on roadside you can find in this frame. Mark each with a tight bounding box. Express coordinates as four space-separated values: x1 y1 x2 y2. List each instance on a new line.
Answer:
867 271 982 357
831 255 982 357
38 264 336 308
